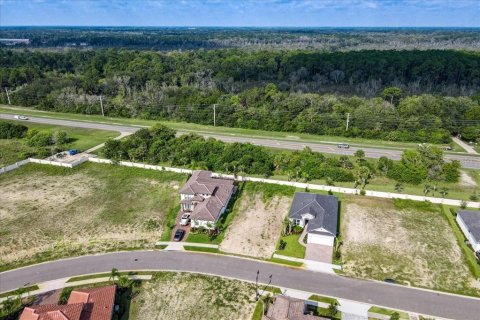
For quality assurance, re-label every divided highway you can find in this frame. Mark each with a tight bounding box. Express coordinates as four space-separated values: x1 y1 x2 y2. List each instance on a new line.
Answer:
1 251 480 320
2 113 480 169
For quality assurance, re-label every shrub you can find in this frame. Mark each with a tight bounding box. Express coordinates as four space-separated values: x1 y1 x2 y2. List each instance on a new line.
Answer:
0 121 28 139
26 130 53 147
460 201 467 210
470 192 479 201
292 225 303 234
279 239 286 250
359 189 366 196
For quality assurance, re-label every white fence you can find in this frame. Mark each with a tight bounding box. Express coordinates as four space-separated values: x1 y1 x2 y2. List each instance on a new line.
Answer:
88 157 194 174
2 155 479 209
0 159 30 175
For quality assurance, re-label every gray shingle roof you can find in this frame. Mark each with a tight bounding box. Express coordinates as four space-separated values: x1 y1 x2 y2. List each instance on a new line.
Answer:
288 192 339 236
458 210 480 243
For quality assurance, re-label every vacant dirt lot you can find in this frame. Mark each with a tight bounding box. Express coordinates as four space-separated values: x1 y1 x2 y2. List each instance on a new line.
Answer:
341 196 479 295
0 163 186 270
130 272 257 320
220 193 291 258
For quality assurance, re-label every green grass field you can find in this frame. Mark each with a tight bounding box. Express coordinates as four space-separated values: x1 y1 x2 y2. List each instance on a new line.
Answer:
0 119 118 166
0 104 463 152
0 162 187 271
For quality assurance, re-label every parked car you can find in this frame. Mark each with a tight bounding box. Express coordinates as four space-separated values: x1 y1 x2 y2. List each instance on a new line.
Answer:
180 213 191 226
476 251 480 261
173 229 185 241
14 115 28 120
384 278 397 284
337 143 350 149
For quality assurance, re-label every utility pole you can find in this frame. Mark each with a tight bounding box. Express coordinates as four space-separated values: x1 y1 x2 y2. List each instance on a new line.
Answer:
346 113 350 131
99 95 105 116
213 104 217 126
4 87 11 105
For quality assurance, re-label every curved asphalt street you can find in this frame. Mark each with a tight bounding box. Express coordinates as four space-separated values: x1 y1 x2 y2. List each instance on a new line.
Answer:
1 251 479 320
2 113 480 169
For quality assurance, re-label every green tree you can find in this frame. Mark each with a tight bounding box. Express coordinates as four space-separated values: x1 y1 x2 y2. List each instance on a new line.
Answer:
395 183 404 193
356 166 371 189
381 86 402 106
354 149 365 162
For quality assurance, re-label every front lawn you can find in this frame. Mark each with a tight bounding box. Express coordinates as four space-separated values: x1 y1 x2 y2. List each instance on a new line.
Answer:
275 233 306 259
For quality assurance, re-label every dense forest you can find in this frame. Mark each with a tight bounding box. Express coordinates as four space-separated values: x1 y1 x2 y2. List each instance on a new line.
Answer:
1 48 479 143
2 27 480 51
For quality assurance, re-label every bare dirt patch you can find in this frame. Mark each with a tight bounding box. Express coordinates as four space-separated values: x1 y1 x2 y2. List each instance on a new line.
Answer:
341 196 479 295
131 272 257 320
460 171 477 187
0 163 185 269
220 194 291 258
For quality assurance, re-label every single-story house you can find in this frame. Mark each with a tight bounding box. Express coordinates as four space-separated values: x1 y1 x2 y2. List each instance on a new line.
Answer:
263 295 327 320
457 210 480 252
288 192 339 246
19 285 116 320
179 170 235 229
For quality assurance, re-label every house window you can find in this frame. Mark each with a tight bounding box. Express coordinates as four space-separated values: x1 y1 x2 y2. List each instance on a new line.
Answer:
296 219 301 225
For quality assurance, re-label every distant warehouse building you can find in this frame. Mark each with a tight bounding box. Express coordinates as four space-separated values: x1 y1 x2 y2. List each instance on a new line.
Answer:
456 210 480 253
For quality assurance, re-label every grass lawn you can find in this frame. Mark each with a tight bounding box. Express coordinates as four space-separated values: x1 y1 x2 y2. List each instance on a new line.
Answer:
368 306 409 319
129 272 258 320
0 162 187 272
266 257 303 267
275 234 306 259
340 196 480 296
0 120 118 166
0 104 458 152
0 285 40 298
66 271 154 283
184 246 220 253
308 295 339 305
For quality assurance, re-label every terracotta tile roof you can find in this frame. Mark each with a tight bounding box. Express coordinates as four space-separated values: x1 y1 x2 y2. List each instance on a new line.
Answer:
19 286 116 320
180 170 235 222
264 296 325 320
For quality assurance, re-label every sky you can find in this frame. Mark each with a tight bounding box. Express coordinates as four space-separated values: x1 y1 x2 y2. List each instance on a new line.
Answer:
0 0 479 27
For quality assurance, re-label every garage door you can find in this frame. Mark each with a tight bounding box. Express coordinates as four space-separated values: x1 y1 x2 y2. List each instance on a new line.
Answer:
307 233 334 246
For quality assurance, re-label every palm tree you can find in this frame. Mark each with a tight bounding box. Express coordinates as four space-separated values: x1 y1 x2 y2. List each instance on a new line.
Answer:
109 267 120 284
117 275 133 288
395 183 404 193
440 187 449 198
423 184 431 196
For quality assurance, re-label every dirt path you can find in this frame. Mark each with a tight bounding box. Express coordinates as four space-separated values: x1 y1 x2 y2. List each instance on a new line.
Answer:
220 195 291 258
460 171 477 187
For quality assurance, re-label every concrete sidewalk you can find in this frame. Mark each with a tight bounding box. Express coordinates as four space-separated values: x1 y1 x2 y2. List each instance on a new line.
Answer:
453 137 478 155
155 241 219 251
0 274 152 303
272 253 341 274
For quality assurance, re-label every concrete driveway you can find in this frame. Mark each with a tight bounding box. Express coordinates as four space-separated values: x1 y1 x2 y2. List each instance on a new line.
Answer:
305 243 333 263
171 210 191 242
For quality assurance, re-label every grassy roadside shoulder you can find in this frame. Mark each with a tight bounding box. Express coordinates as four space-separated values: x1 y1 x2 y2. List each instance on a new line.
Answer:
0 104 463 152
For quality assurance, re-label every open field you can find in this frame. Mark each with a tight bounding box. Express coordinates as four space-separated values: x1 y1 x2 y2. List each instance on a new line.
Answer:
0 162 186 271
220 183 294 258
340 196 480 296
129 272 257 320
0 105 462 152
0 120 118 167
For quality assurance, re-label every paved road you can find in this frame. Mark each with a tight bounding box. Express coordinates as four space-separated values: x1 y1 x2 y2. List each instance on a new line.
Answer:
2 113 480 169
1 251 479 319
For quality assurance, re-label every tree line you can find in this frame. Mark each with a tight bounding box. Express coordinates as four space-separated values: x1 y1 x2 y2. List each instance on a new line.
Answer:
102 124 460 187
1 49 479 144
2 27 480 51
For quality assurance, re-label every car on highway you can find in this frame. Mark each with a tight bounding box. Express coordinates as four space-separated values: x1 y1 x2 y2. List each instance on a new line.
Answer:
173 229 185 241
14 115 29 120
180 213 191 226
337 143 350 149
